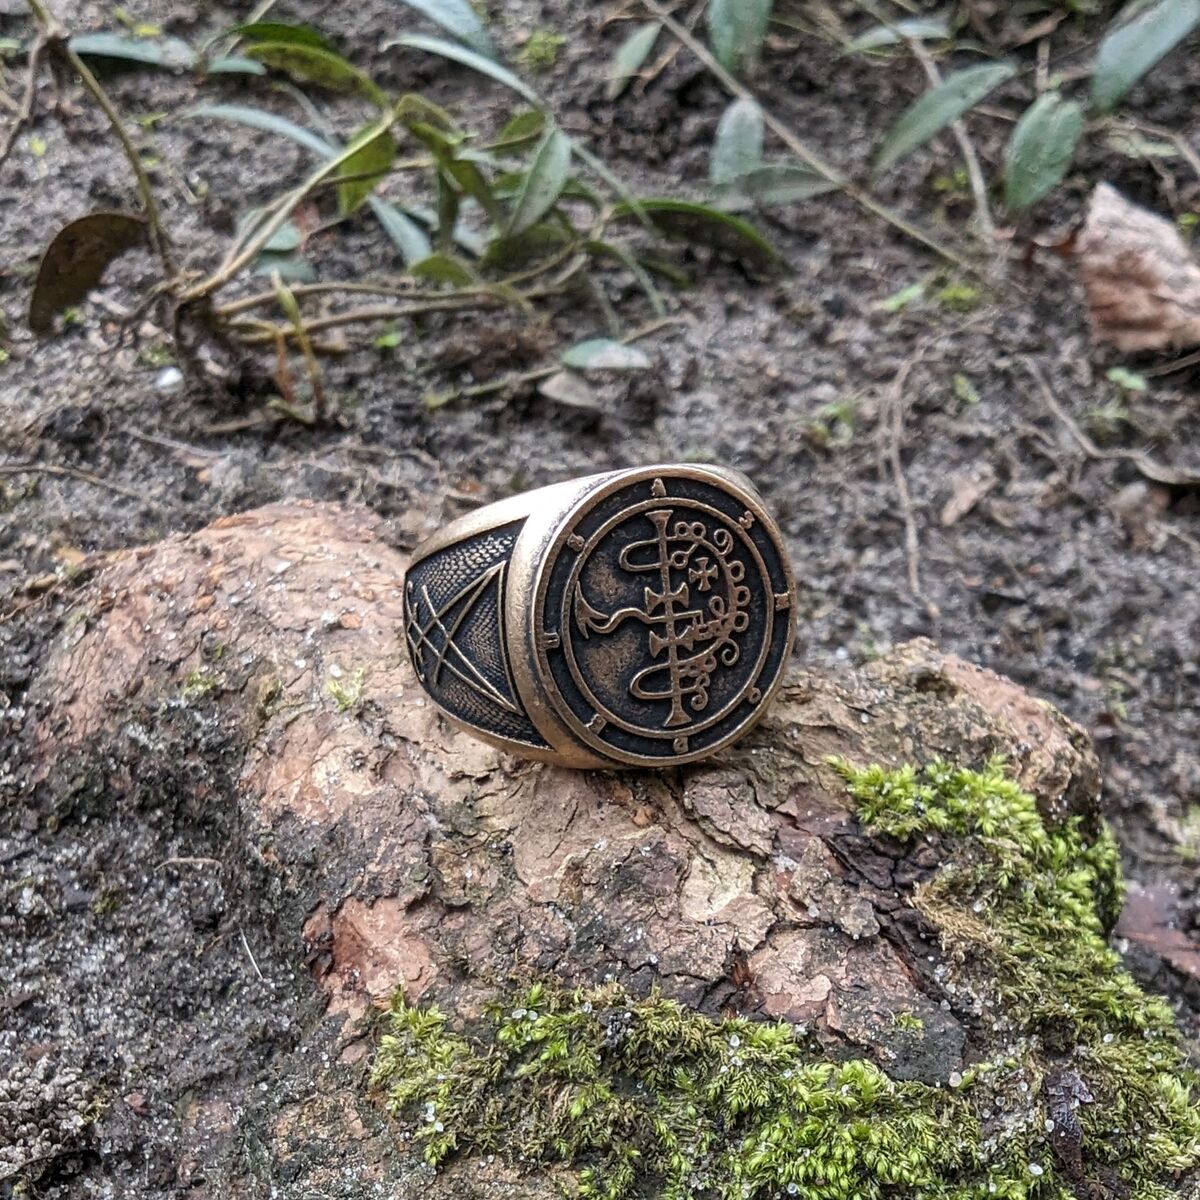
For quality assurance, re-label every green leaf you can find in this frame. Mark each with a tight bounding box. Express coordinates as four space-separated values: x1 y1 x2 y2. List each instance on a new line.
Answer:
611 198 778 272
878 280 926 312
395 0 496 57
1003 93 1084 212
873 61 1017 175
494 110 547 151
250 251 316 282
713 163 837 211
843 17 949 54
709 98 763 185
371 200 435 264
238 211 303 253
386 33 542 106
70 32 196 69
425 146 500 222
411 252 476 286
1107 365 1149 392
245 43 388 105
606 21 660 100
205 54 267 75
506 126 572 236
561 338 652 372
337 124 397 214
224 22 335 50
1091 0 1200 112
185 104 430 264
707 0 771 75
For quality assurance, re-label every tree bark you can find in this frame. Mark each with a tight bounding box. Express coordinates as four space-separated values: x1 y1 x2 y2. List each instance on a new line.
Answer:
23 500 1133 1196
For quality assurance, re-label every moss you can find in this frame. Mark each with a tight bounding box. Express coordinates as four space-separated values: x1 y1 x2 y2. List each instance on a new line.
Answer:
519 27 566 71
180 667 224 702
326 666 365 713
835 758 1200 1196
369 760 1200 1200
934 280 984 312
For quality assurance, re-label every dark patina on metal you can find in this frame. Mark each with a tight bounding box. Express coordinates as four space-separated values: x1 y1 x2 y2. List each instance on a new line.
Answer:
533 472 793 765
403 519 547 750
402 465 796 768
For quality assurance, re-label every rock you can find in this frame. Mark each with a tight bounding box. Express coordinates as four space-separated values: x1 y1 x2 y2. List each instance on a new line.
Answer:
16 501 1197 1197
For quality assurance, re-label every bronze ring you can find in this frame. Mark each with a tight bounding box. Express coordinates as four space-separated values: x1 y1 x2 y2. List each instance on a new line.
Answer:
403 464 797 768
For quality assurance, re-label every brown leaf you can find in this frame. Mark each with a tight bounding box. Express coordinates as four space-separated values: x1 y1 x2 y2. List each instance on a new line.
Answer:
1075 183 1200 352
1116 881 1200 984
29 212 148 335
939 464 998 527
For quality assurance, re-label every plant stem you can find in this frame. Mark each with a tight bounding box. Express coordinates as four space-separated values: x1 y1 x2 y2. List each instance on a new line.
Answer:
228 296 502 345
63 44 176 275
181 114 397 304
860 0 995 243
640 0 980 275
25 0 175 275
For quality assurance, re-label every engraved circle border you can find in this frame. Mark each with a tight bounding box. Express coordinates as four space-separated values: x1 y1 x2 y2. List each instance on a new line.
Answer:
559 495 773 742
528 467 796 765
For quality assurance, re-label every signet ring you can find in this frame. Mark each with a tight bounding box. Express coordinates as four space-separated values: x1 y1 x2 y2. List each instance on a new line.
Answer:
403 464 797 768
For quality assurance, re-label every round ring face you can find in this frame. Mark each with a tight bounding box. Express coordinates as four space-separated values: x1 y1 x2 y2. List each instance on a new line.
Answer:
533 469 795 764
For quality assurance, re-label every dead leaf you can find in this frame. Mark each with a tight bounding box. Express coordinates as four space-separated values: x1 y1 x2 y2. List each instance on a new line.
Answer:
1075 183 1200 352
1108 481 1169 551
29 212 148 335
538 369 602 411
940 464 998 527
1116 881 1200 984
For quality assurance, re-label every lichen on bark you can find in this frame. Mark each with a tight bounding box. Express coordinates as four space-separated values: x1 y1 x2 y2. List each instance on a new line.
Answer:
370 761 1200 1200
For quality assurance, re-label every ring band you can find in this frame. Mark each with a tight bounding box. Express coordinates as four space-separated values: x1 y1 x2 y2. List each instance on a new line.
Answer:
403 464 796 768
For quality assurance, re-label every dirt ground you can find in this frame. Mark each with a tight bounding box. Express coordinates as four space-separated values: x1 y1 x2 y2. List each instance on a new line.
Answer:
1 0 1198 1195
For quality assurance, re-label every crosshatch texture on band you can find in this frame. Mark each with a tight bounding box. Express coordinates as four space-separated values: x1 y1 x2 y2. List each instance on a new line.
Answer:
403 519 548 748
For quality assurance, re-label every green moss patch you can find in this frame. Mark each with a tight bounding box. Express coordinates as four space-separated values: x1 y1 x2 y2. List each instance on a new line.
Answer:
370 760 1200 1200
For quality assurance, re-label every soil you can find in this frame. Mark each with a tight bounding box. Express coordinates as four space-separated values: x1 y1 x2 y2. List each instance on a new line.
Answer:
1 0 1198 1196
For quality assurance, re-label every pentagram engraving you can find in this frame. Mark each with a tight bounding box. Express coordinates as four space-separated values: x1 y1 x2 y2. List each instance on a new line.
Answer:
406 562 519 715
402 519 547 749
536 471 794 764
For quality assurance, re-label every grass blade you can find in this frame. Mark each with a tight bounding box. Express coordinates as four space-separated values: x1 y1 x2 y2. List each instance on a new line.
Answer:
394 0 496 58
386 33 542 106
710 97 764 184
1091 0 1200 111
873 61 1016 176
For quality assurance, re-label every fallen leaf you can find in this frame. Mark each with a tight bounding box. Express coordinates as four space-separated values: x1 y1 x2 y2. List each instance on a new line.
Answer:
940 464 998 527
538 369 602 410
1075 183 1200 352
29 212 148 335
1116 881 1200 984
560 338 651 372
1107 481 1169 552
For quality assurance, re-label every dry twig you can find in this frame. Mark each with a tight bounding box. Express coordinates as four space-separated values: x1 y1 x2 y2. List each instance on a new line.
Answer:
0 461 146 500
1023 359 1200 488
